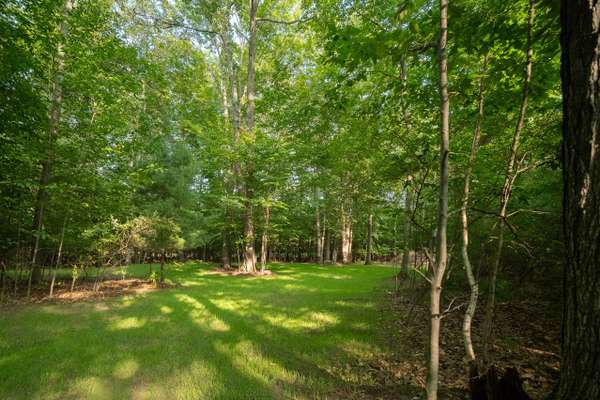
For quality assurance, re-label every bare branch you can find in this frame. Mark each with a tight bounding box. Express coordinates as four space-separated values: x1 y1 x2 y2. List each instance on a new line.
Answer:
441 299 466 319
410 265 432 284
506 208 552 218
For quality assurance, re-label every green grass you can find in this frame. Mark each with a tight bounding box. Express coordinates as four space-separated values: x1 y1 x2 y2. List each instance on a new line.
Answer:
0 262 397 399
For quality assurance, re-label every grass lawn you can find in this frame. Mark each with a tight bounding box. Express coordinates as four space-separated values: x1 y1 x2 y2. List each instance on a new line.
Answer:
0 262 399 399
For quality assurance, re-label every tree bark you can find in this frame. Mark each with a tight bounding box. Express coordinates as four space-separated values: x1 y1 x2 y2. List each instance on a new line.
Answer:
402 185 413 273
552 2 600 398
30 0 74 284
260 205 270 272
482 0 535 368
461 58 486 364
49 215 67 298
426 0 449 398
316 206 325 263
331 236 338 264
324 227 331 263
222 225 231 269
239 0 259 274
341 205 353 264
160 252 165 284
365 213 373 265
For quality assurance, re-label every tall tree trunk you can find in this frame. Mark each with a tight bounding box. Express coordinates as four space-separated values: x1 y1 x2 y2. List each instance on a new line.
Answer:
365 213 373 265
316 206 324 263
30 0 74 284
324 227 331 263
481 0 535 368
426 0 449 398
218 9 243 272
331 236 338 264
0 263 6 302
260 205 270 272
222 226 231 269
461 58 487 364
159 252 166 284
402 185 413 273
239 0 259 274
553 2 600 398
341 205 353 264
49 214 67 298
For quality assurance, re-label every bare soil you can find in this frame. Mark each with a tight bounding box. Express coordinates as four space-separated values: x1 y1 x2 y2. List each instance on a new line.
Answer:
350 272 561 399
1 278 165 306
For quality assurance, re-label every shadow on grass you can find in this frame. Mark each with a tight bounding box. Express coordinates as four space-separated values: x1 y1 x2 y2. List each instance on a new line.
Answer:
0 262 424 399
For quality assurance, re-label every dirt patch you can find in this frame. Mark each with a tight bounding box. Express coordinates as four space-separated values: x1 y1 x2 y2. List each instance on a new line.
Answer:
1 278 171 307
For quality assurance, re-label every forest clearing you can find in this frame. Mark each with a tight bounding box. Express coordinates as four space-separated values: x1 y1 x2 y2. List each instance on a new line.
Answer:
1 0 598 399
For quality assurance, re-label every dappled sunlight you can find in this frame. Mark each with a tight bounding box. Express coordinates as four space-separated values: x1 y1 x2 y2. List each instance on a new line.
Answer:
338 338 380 359
175 293 230 332
71 377 111 400
283 282 318 292
0 262 398 399
215 339 297 388
263 310 339 332
109 317 146 330
211 297 253 313
160 305 173 314
133 361 218 400
113 359 139 379
208 318 230 332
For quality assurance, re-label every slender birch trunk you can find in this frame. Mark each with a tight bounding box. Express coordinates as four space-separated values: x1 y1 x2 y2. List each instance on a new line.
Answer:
461 58 486 364
426 0 450 398
482 0 535 367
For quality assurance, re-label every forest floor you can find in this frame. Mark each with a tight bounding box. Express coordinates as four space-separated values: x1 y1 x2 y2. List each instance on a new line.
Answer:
361 267 562 400
0 262 560 399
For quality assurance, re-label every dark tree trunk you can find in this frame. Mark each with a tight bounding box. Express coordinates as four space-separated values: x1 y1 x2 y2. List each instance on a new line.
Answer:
324 228 331 263
553 1 600 398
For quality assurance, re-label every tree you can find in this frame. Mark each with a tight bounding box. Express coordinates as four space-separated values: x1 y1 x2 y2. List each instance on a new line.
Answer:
30 0 74 286
426 0 450 399
460 57 486 365
481 0 536 368
554 1 600 398
143 217 184 283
